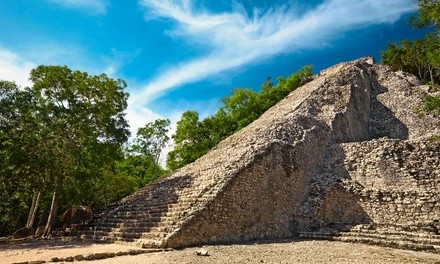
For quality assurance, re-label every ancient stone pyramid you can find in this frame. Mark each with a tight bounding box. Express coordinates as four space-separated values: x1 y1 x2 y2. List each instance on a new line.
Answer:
85 57 440 250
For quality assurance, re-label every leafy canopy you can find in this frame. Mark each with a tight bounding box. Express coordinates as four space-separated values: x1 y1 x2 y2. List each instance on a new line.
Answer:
0 65 130 234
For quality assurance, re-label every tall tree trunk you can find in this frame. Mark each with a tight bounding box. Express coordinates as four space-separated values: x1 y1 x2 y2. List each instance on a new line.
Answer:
26 190 40 228
43 185 60 237
429 65 434 84
26 192 37 227
43 177 62 237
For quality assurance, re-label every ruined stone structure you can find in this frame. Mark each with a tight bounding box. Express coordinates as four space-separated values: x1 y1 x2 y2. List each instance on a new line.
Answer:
85 58 440 252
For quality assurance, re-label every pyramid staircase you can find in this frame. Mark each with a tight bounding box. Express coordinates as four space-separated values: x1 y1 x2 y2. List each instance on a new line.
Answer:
81 58 439 250
82 175 211 247
81 144 249 248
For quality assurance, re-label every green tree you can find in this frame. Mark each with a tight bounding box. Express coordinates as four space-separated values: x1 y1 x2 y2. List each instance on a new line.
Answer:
220 88 261 130
131 119 171 164
381 43 407 71
0 66 130 236
382 0 440 83
260 65 313 110
115 155 163 188
410 0 440 30
424 34 440 84
167 111 213 170
203 109 237 145
0 81 47 233
119 118 171 188
382 39 436 82
30 65 130 236
60 158 139 210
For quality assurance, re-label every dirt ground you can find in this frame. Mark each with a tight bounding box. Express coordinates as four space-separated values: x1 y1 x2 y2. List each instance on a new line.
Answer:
1 238 440 264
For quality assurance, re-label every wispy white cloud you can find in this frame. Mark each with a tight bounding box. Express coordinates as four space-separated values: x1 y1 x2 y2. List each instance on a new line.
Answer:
102 48 142 78
0 48 35 87
137 0 417 103
46 0 109 15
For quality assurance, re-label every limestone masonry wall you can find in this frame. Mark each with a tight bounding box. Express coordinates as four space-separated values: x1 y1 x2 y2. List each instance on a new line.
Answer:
86 57 440 250
299 139 439 232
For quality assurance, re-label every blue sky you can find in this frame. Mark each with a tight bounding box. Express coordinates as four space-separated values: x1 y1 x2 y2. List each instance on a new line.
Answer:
0 0 423 136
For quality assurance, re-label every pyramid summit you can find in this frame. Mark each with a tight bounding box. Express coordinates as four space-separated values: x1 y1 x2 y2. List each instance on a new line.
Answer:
84 57 440 251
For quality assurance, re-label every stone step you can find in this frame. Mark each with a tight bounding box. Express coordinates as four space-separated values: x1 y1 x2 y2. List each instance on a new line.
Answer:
92 194 202 220
117 204 168 210
116 201 195 210
81 179 208 247
82 235 165 248
335 236 440 253
93 224 175 234
111 209 188 218
93 211 191 229
106 214 187 223
104 237 164 248
298 232 440 253
96 218 178 228
111 212 172 219
120 196 200 205
348 228 440 240
340 231 440 245
99 215 174 224
137 239 166 248
111 204 169 212
90 230 167 240
92 221 179 233
105 204 192 216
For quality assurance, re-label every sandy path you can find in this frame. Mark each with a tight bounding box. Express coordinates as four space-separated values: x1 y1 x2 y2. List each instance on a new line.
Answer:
91 241 440 264
0 239 142 263
1 239 439 264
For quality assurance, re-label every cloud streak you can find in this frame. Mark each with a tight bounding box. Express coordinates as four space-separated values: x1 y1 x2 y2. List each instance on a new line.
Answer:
46 0 109 15
137 0 417 103
0 48 35 87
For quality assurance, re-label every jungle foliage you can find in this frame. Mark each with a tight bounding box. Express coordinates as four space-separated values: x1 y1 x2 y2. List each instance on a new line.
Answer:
0 67 168 236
